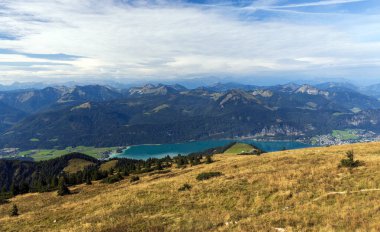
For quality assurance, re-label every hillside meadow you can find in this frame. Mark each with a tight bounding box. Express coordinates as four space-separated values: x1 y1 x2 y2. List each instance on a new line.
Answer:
1 142 380 231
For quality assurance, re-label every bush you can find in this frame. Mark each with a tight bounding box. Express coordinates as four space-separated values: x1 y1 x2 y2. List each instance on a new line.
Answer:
178 183 192 192
130 176 140 183
205 155 213 164
196 172 223 181
10 204 18 217
85 177 92 185
101 174 124 184
339 150 361 168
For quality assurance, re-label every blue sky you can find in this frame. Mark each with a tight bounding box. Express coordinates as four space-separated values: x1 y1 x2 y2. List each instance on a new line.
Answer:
0 0 380 85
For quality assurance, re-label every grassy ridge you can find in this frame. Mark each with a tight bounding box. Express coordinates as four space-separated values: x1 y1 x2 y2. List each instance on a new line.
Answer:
63 159 96 174
1 142 380 231
223 143 256 154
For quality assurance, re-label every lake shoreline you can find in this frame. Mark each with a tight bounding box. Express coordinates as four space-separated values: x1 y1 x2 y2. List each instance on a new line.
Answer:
112 139 312 160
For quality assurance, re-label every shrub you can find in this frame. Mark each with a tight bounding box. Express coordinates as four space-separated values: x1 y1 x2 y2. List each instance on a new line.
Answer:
205 155 213 164
85 177 92 185
10 204 18 217
196 172 222 181
339 150 361 168
101 174 124 184
130 176 140 183
178 183 192 192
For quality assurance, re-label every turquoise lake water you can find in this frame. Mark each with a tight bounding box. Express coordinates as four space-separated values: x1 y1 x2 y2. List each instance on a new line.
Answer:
113 139 312 160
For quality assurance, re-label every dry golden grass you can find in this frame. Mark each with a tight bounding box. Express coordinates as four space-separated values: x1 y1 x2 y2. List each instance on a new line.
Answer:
2 142 380 231
63 159 95 174
99 160 119 172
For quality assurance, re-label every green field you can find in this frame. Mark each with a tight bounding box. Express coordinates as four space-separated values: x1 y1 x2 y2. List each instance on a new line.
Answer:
332 130 359 140
223 143 255 154
5 146 118 161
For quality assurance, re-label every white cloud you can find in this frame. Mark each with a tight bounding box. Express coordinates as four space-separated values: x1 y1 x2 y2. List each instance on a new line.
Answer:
0 0 379 83
274 0 366 8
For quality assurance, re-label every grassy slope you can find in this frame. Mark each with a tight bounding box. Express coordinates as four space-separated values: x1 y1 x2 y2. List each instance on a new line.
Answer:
2 142 380 231
332 130 359 140
223 143 256 154
99 160 119 172
63 159 96 174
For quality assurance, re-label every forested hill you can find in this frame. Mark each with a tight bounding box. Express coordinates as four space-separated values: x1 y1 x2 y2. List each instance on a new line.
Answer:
0 142 242 200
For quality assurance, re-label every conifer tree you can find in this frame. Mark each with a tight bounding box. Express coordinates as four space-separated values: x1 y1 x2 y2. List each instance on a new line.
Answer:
51 177 58 189
123 170 129 176
206 155 213 164
10 183 16 197
156 161 163 170
85 176 92 185
57 177 70 196
10 204 18 217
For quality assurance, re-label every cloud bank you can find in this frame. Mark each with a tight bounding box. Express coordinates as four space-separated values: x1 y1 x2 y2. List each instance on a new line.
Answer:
0 0 379 84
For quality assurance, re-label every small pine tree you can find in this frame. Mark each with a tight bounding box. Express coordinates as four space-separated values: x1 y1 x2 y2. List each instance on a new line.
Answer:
123 170 129 176
130 176 140 183
92 171 100 180
51 177 58 189
57 177 70 196
339 150 361 168
156 162 163 170
10 204 18 217
10 183 16 197
178 183 192 192
85 176 92 185
189 158 194 166
205 155 213 164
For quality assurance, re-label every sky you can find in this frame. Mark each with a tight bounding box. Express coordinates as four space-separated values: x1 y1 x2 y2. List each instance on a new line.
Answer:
0 0 380 85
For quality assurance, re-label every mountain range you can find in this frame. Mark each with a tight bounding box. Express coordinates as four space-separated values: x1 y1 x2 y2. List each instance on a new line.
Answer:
1 82 380 150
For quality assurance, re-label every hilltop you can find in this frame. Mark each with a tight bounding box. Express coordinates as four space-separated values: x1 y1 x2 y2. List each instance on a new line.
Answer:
1 142 380 231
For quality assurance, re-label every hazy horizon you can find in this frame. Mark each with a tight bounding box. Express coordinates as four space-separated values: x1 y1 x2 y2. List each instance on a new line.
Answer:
0 76 379 89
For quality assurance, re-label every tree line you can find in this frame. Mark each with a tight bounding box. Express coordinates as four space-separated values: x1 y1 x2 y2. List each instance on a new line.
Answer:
0 143 237 202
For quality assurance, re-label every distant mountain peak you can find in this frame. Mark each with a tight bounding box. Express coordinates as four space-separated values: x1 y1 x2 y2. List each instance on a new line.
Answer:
128 84 179 96
207 82 258 91
295 85 329 97
252 89 273 98
315 82 358 91
217 89 260 106
279 83 301 92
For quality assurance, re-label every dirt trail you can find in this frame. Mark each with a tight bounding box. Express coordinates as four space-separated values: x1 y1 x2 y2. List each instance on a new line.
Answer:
312 188 380 201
